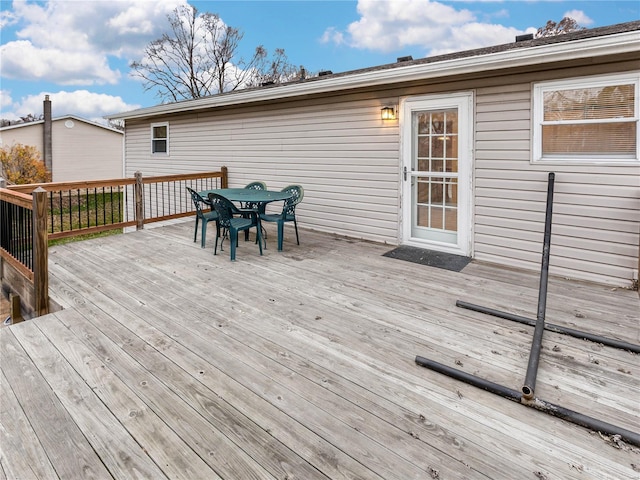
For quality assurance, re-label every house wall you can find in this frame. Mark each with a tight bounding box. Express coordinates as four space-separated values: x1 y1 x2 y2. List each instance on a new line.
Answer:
0 119 123 182
475 81 639 286
0 123 43 152
125 97 402 243
50 119 123 182
123 59 639 287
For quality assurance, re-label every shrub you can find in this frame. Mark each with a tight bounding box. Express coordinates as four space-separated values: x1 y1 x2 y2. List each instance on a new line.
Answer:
0 143 51 185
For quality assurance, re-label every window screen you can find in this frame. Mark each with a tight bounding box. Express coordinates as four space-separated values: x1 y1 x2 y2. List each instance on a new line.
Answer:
533 75 639 163
151 123 168 154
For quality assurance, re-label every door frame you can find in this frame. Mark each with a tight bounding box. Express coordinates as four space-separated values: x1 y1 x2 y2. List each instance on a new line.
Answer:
399 91 474 256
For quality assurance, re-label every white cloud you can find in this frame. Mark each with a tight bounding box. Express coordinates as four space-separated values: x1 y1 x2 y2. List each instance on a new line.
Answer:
5 0 186 86
3 90 140 125
332 0 535 56
563 10 594 26
320 27 345 45
1 40 121 85
488 9 510 20
427 22 532 57
0 90 13 110
0 9 18 29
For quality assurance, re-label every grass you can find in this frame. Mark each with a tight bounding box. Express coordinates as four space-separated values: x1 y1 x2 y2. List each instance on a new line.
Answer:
48 228 122 247
49 190 125 234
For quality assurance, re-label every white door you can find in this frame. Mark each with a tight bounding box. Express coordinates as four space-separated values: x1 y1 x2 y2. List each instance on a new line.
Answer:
401 92 473 256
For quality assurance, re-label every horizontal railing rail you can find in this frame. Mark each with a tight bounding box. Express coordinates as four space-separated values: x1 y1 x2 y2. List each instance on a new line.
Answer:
0 188 35 277
138 170 227 228
1 184 49 320
1 167 228 320
8 168 228 239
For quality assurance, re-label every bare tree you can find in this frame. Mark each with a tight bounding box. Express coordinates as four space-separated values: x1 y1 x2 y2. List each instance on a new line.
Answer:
108 119 125 131
0 114 44 127
536 17 585 38
130 5 300 102
245 48 299 88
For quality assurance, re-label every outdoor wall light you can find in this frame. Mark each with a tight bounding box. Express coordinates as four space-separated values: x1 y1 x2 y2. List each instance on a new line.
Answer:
381 106 396 120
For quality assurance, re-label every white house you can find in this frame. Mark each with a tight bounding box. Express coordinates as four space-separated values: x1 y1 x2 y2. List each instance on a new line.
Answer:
1 108 123 182
108 21 640 288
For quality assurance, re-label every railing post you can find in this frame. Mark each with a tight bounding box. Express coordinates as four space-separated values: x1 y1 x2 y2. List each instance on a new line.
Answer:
135 171 144 230
0 178 7 251
221 166 228 188
10 294 23 324
32 187 49 317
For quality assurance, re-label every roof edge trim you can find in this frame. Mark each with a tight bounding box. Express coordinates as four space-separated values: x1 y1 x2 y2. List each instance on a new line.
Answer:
107 30 640 121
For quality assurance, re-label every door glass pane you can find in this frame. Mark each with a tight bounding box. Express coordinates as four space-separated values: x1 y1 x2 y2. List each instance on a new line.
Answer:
429 206 443 229
445 208 458 230
445 178 458 206
431 159 444 172
417 113 431 134
417 137 430 157
417 181 429 203
411 109 459 243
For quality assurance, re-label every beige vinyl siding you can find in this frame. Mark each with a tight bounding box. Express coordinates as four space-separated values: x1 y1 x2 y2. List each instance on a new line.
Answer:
475 83 640 286
0 119 123 182
51 120 123 182
125 97 401 243
122 59 638 286
0 123 44 152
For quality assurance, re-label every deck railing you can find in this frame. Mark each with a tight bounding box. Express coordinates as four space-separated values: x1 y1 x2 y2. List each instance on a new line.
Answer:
1 168 228 320
8 168 228 239
0 183 49 320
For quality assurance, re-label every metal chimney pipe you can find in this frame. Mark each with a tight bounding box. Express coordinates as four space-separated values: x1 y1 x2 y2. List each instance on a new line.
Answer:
43 95 52 174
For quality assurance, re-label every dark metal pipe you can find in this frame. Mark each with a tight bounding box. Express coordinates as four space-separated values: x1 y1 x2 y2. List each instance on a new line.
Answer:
415 356 522 402
522 172 555 399
524 396 640 447
415 356 640 447
456 300 640 354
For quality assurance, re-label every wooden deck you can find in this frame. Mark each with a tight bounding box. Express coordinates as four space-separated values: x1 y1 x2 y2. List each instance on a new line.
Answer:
1 221 639 479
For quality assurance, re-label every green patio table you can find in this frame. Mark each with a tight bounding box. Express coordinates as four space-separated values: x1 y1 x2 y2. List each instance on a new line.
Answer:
199 188 293 248
198 188 292 207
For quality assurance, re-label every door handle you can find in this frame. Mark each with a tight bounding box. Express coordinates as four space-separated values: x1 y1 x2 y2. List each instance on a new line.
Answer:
403 166 414 181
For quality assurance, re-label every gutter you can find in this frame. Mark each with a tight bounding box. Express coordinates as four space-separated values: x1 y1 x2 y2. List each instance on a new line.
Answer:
106 29 640 121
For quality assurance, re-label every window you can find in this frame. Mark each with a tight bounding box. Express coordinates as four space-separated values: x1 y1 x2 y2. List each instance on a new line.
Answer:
151 122 169 154
533 73 639 164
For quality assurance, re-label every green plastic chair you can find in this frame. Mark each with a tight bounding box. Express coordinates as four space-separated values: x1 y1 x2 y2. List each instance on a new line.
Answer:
259 185 303 251
208 192 262 261
242 181 267 239
244 181 267 190
243 181 267 211
186 187 219 248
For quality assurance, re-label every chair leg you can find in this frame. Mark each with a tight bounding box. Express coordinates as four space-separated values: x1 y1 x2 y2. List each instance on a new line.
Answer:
201 220 207 248
277 221 284 251
213 229 219 255
193 217 199 243
219 227 228 251
255 219 266 248
230 228 237 261
294 219 299 245
256 225 263 256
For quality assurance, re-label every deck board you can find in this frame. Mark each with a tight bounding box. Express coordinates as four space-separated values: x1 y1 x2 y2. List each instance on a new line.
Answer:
2 221 639 479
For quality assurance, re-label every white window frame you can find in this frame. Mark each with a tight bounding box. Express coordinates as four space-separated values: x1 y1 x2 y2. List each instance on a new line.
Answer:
532 72 640 165
151 122 169 155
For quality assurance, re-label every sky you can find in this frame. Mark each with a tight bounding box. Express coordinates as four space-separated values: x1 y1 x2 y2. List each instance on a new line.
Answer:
1 0 638 125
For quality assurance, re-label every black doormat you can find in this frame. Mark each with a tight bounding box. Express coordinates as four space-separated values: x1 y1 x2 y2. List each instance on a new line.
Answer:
383 246 471 272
